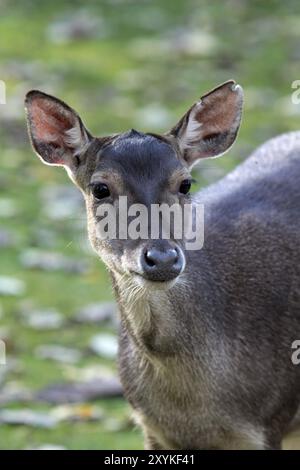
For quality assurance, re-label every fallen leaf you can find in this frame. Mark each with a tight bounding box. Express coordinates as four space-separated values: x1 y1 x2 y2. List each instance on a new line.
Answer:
36 377 123 404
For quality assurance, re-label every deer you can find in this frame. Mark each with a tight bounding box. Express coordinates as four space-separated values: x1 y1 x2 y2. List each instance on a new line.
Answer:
25 80 300 449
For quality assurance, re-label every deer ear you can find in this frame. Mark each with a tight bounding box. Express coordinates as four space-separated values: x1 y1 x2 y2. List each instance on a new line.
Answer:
25 90 93 171
167 80 243 167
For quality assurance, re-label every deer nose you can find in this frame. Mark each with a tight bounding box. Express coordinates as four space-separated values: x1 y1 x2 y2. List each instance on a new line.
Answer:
141 244 184 282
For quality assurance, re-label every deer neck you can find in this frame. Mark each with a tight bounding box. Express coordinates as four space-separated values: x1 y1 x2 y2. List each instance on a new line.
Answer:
111 271 187 359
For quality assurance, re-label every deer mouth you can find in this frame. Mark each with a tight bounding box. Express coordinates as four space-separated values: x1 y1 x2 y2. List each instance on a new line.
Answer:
132 272 180 290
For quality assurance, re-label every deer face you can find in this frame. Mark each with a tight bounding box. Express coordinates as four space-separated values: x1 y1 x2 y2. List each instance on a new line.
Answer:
25 81 243 287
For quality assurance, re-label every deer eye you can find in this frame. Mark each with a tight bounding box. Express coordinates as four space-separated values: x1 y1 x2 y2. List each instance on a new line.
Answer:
179 179 192 195
91 183 110 200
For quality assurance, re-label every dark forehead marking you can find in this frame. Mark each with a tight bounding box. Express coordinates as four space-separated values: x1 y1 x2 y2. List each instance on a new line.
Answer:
96 130 181 181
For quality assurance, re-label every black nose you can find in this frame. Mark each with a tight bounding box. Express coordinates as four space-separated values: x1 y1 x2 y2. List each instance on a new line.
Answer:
141 244 184 282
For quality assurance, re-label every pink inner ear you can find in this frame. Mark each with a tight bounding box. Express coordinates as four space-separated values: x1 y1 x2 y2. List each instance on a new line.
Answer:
194 85 240 136
31 98 74 146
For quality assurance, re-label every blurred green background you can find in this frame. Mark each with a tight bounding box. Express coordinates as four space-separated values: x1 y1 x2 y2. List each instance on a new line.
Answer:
0 0 300 450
